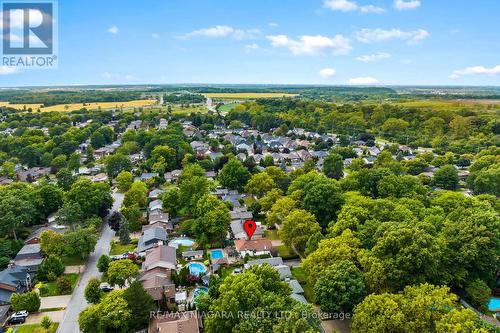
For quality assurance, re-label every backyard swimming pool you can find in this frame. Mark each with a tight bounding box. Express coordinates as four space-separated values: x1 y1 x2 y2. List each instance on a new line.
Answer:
188 262 207 276
211 249 224 260
488 297 500 312
193 287 209 301
168 237 195 248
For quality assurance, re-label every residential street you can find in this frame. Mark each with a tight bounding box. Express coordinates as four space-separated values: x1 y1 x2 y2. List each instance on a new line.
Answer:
56 190 124 333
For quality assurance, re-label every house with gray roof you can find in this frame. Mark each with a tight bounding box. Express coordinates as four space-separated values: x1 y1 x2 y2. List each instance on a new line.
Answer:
0 265 34 305
14 244 43 271
137 227 167 253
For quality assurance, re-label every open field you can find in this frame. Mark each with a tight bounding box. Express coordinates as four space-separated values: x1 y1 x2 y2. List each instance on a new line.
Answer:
170 105 209 115
0 99 157 112
204 93 298 99
393 99 500 109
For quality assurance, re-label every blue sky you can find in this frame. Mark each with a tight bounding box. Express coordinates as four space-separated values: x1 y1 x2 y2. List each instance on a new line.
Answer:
1 0 499 86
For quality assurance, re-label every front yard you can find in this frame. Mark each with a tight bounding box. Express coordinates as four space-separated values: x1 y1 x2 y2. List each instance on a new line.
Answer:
39 273 79 297
61 254 86 266
291 266 314 303
109 238 138 255
15 323 59 333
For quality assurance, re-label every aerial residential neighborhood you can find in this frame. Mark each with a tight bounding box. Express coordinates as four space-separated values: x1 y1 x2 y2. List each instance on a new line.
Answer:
0 1 499 333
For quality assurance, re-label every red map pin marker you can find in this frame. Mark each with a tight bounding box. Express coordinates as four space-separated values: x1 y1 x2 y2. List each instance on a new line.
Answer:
243 220 257 240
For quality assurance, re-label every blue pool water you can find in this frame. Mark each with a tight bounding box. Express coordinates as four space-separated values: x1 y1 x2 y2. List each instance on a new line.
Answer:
168 237 195 248
488 297 500 311
211 249 224 259
193 287 209 301
188 262 207 276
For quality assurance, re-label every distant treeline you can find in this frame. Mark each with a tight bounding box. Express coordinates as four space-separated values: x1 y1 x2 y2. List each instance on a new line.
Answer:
163 93 205 104
0 90 143 106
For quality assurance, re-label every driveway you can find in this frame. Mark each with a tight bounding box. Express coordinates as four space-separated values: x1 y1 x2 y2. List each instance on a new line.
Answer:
56 190 124 333
40 295 71 309
25 310 65 324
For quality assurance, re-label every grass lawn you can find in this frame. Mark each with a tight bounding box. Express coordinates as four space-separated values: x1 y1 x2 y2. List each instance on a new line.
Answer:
204 93 298 99
275 244 299 260
61 255 86 266
291 266 315 303
218 103 238 112
39 273 79 297
109 238 138 255
264 229 279 240
16 323 59 333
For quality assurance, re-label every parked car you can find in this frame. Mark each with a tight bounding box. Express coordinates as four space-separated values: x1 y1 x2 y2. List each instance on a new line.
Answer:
100 283 114 292
8 311 28 324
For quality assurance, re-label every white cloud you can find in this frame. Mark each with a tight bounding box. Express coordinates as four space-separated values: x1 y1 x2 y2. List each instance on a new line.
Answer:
108 25 118 34
348 76 380 85
355 28 429 44
324 0 358 11
323 0 385 13
102 72 136 81
266 34 352 56
394 0 421 10
268 22 279 27
319 68 337 77
450 65 500 79
181 25 260 40
360 5 386 13
0 66 19 75
356 52 391 62
245 43 259 50
152 33 160 39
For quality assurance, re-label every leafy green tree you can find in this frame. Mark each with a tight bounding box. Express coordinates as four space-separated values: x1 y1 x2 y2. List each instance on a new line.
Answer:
469 165 500 196
123 181 148 208
63 228 98 259
193 195 230 246
323 153 344 180
266 196 296 226
10 291 40 312
118 218 131 245
304 232 324 257
465 279 491 313
303 181 344 228
162 187 181 217
56 202 84 229
40 230 64 256
377 174 427 199
56 275 72 294
56 168 74 191
218 158 251 191
66 178 113 218
352 284 481 333
314 260 366 314
79 290 131 333
105 153 132 178
38 255 65 281
258 188 283 213
40 315 53 331
115 171 134 193
50 154 67 173
35 183 64 217
97 254 111 274
67 152 81 172
120 204 142 232
179 175 209 214
433 164 459 190
303 229 361 284
85 277 103 304
150 145 177 172
245 172 276 198
0 191 37 240
107 259 139 288
123 281 155 330
279 209 321 253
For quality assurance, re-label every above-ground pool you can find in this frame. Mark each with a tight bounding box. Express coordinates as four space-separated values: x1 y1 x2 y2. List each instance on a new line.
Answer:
488 297 500 312
188 262 207 276
168 237 195 248
211 249 224 260
193 287 209 301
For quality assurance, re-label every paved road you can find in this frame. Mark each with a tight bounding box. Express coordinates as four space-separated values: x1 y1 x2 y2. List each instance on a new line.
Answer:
57 190 124 333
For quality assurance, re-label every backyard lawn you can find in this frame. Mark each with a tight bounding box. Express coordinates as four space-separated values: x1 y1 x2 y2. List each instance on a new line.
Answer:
39 273 79 297
61 254 86 266
275 244 299 260
110 238 138 255
264 229 279 240
291 266 315 303
16 323 59 333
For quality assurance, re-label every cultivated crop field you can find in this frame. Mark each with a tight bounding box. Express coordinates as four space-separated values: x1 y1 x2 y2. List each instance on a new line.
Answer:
204 92 298 99
0 99 157 112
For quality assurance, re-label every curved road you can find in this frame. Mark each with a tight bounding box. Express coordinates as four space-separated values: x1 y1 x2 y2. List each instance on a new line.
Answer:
57 190 124 333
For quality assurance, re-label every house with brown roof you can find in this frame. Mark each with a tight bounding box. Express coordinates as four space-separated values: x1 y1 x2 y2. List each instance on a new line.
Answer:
234 239 273 257
149 311 200 333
